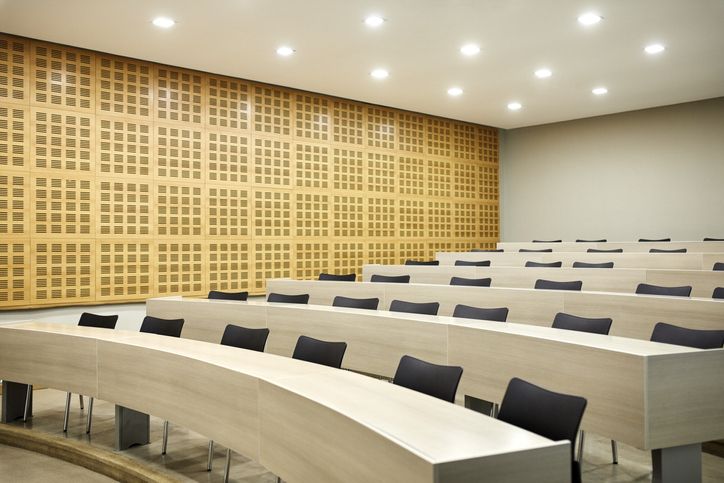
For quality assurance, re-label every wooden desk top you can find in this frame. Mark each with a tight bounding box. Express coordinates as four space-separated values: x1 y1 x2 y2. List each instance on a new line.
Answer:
497 241 724 253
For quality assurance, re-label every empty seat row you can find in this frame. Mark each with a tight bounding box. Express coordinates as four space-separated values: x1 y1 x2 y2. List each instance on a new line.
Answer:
519 248 690 253
531 237 724 242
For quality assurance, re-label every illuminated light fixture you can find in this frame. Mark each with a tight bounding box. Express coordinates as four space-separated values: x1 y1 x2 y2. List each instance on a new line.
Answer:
460 44 480 56
447 87 463 96
276 46 295 57
507 101 522 111
152 17 175 28
535 68 552 78
644 43 665 54
592 86 608 95
371 68 389 79
578 12 602 26
365 15 385 28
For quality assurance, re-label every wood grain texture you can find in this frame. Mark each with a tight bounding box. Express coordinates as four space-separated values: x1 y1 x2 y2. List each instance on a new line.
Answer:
497 241 724 253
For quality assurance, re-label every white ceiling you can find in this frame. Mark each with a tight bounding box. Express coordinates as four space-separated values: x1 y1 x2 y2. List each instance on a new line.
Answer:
2 0 723 129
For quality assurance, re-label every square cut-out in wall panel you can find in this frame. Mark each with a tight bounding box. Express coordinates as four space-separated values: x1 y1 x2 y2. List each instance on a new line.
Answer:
0 105 28 170
428 201 453 238
253 189 292 238
207 76 249 130
398 113 425 154
366 197 397 238
207 131 250 184
253 241 292 291
295 192 329 238
331 195 365 238
452 122 481 161
98 180 151 236
156 241 204 295
208 241 252 292
32 240 94 303
253 86 291 136
207 186 250 237
295 242 331 280
97 56 152 117
331 242 364 279
453 161 480 200
399 241 427 263
478 202 500 239
253 137 292 187
156 125 203 180
366 151 396 194
479 163 500 201
398 156 425 196
331 148 364 192
367 107 396 150
0 174 27 237
156 67 203 124
33 109 94 172
33 176 93 236
295 143 329 189
31 42 94 111
482 128 499 163
332 100 364 145
454 201 477 238
98 118 151 176
295 94 329 141
0 35 29 103
426 118 452 158
97 241 152 300
426 159 452 198
0 241 29 306
156 183 203 236
398 199 426 238
366 241 398 266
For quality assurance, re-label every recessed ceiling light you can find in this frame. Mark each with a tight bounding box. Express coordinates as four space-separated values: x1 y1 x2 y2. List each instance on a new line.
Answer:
578 12 602 26
534 68 552 79
276 46 295 57
447 87 463 97
644 43 665 55
592 87 608 95
507 102 522 111
365 15 385 28
152 17 175 28
371 68 389 79
460 44 480 56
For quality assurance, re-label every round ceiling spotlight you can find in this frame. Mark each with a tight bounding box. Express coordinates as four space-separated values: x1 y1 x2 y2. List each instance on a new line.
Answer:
152 17 175 28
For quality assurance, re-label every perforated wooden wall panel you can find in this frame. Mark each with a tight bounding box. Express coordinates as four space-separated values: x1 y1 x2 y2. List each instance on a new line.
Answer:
0 33 499 309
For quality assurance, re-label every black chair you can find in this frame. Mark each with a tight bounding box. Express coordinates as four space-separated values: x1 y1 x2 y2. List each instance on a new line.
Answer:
332 295 380 310
392 355 463 403
635 283 691 297
576 239 607 242
572 261 614 269
208 290 249 301
55 313 119 434
139 316 184 455
533 239 562 243
389 300 440 316
404 260 440 266
713 262 724 271
450 276 492 287
455 260 491 266
639 238 670 242
318 273 356 281
370 274 410 284
471 248 503 252
704 237 724 241
552 313 612 335
497 378 587 483
650 322 724 349
713 287 724 300
292 336 347 368
650 248 686 253
452 304 508 322
587 248 623 253
520 248 553 252
526 261 562 268
535 279 583 291
267 292 310 304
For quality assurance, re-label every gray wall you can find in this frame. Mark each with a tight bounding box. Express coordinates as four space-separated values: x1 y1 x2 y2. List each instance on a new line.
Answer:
499 97 724 242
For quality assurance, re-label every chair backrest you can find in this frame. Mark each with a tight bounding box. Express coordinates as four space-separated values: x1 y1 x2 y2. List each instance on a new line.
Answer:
650 248 686 253
220 324 270 352
318 273 357 282
587 248 623 253
332 295 380 310
454 260 491 267
712 262 724 271
576 239 607 242
449 276 492 287
471 248 504 252
404 260 440 266
526 261 562 268
452 304 509 322
392 355 463 403
535 279 583 291
292 336 347 368
520 248 553 252
208 290 249 301
497 377 587 464
650 322 724 349
572 261 614 269
267 293 310 304
639 238 670 242
370 274 410 284
713 287 724 299
78 312 118 329
635 283 691 297
140 316 184 337
533 239 561 243
704 237 724 241
552 312 612 335
389 299 440 316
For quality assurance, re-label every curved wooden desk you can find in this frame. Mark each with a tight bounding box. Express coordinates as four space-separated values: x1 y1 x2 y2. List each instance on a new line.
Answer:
496 241 724 253
0 322 569 483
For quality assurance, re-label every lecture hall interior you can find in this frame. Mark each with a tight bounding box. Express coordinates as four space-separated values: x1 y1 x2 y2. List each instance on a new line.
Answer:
0 1 723 482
